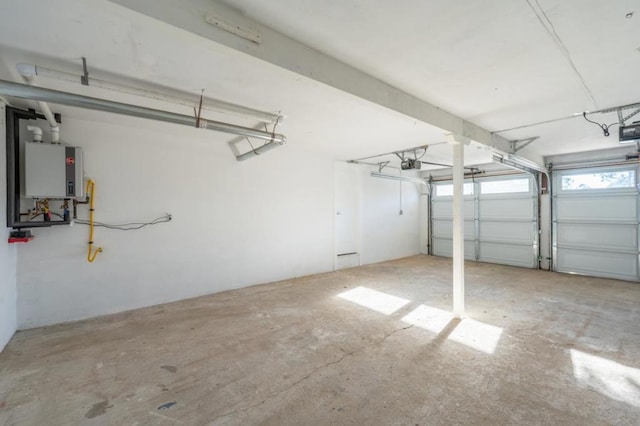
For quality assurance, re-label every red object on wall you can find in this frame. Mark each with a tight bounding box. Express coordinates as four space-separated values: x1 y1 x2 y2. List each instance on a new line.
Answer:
8 236 34 243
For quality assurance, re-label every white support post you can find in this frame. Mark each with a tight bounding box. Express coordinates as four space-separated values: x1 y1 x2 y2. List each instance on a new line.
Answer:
446 133 470 318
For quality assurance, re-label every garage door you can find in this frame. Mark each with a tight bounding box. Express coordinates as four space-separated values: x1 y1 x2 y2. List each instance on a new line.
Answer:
431 182 476 260
553 166 639 281
431 175 537 268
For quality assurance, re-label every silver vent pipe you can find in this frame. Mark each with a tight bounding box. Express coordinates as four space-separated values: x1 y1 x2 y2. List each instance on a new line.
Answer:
16 63 280 124
0 79 286 144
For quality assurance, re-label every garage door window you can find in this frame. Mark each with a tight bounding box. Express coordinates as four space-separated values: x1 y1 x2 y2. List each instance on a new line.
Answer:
561 170 635 191
480 178 529 194
435 183 474 197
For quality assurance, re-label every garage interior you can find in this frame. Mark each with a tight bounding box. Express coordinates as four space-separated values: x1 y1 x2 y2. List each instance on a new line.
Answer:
0 0 639 424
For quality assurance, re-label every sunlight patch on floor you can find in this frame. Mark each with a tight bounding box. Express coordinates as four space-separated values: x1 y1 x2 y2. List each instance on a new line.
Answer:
570 349 640 407
400 304 452 334
337 286 410 315
401 305 503 354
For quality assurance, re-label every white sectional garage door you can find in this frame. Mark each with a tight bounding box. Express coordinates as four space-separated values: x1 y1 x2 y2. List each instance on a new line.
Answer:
431 182 476 260
431 175 537 268
553 166 639 281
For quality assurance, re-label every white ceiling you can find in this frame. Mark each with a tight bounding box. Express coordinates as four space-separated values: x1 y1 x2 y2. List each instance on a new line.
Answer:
218 0 640 159
0 0 638 167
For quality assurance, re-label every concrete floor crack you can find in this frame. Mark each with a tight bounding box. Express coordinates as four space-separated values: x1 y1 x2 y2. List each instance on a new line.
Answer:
209 324 414 423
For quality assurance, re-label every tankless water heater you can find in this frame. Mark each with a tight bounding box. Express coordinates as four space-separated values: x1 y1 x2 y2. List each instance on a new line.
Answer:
24 142 84 198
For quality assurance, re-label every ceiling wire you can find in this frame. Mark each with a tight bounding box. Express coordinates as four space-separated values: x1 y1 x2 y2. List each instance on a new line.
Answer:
582 112 620 137
494 101 640 134
493 113 580 134
525 0 598 109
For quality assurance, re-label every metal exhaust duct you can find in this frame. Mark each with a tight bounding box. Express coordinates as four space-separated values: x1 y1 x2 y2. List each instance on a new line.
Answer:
16 63 280 124
0 79 286 144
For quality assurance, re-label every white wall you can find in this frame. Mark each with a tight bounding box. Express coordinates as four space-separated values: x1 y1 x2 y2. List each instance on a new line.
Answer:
17 114 335 328
358 166 422 265
333 163 422 269
1 103 18 351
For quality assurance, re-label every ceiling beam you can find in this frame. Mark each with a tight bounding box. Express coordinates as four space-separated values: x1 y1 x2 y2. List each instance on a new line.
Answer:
110 0 514 154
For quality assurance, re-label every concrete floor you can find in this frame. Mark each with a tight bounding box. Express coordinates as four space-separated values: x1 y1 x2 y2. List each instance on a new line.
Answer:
1 255 639 425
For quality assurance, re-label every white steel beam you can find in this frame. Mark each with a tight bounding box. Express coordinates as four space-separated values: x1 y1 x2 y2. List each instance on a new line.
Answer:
109 0 513 153
446 133 470 317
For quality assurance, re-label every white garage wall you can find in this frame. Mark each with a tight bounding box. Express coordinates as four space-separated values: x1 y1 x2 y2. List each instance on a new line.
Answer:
334 163 422 269
1 104 18 351
16 115 335 329
359 167 422 265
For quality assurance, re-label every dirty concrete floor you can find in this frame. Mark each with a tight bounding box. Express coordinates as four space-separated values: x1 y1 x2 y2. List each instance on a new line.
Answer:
1 255 640 425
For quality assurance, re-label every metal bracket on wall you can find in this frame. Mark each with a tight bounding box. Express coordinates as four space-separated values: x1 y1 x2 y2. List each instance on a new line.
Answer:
378 161 390 172
598 102 640 119
80 57 89 86
510 137 539 154
616 107 640 126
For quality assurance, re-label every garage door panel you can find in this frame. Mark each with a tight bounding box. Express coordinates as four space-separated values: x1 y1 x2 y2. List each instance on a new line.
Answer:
431 175 536 268
557 248 638 281
554 166 639 281
433 238 475 259
432 200 474 219
479 198 534 220
432 219 475 239
556 195 637 222
479 242 535 268
479 221 534 245
431 200 452 218
557 222 637 252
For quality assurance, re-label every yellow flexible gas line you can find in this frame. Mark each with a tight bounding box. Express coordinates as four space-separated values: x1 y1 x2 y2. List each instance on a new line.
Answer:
86 179 103 263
